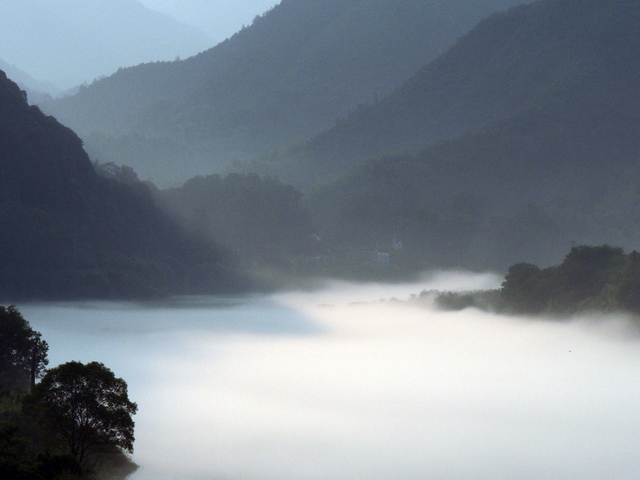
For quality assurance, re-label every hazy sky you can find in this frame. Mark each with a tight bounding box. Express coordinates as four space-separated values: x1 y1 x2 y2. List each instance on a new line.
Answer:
138 0 280 42
0 0 279 91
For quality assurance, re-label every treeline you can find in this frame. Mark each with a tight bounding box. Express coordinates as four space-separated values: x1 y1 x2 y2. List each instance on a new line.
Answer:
436 245 640 316
0 306 137 479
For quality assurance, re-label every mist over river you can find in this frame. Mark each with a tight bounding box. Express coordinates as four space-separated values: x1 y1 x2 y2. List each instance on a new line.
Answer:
19 271 640 480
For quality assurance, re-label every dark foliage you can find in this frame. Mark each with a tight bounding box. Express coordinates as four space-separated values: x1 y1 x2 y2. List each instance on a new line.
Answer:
0 70 247 300
1 311 137 479
23 361 137 468
433 289 501 312
437 245 640 317
499 245 633 315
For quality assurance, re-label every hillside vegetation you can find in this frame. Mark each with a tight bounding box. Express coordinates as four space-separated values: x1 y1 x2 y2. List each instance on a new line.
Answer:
277 0 639 186
5 0 639 291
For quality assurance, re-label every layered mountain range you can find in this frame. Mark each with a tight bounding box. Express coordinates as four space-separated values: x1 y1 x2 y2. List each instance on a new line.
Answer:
42 0 526 184
297 0 640 270
3 0 638 294
280 0 638 182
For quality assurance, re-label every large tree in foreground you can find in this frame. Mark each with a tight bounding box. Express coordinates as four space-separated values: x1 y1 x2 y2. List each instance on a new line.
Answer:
24 361 137 466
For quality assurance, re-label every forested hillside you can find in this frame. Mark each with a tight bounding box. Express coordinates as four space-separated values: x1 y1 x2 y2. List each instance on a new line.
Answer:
42 0 526 185
278 0 639 186
294 0 640 273
0 70 244 300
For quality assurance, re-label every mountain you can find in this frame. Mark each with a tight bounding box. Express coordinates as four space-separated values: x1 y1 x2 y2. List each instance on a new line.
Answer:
0 70 244 300
0 0 212 91
41 0 528 185
277 0 640 187
300 0 640 273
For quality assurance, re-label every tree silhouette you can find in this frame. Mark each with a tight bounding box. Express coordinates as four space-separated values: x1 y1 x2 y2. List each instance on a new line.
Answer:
24 361 137 466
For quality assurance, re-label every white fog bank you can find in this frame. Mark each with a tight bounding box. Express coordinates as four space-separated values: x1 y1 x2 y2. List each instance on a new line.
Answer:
21 271 640 480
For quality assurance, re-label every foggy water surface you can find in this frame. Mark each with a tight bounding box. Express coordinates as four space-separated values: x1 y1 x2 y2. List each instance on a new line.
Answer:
20 271 640 480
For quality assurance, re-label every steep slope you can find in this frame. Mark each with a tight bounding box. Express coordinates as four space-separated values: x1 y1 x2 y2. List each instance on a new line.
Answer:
0 71 242 300
42 0 527 185
303 0 640 272
280 0 639 186
0 0 212 90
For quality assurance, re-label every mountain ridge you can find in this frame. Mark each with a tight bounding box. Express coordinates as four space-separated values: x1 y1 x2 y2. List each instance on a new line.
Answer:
277 0 639 187
297 0 640 271
42 0 528 185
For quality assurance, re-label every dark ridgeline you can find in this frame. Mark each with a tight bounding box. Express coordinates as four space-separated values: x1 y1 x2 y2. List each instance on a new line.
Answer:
297 0 640 272
287 0 640 181
41 0 527 184
0 70 245 301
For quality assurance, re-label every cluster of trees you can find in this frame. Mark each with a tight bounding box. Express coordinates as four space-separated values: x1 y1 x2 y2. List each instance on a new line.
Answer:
499 245 640 315
0 306 137 479
436 245 640 317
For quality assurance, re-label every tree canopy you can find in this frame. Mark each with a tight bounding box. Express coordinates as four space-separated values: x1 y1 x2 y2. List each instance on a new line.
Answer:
499 245 630 315
24 361 137 467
